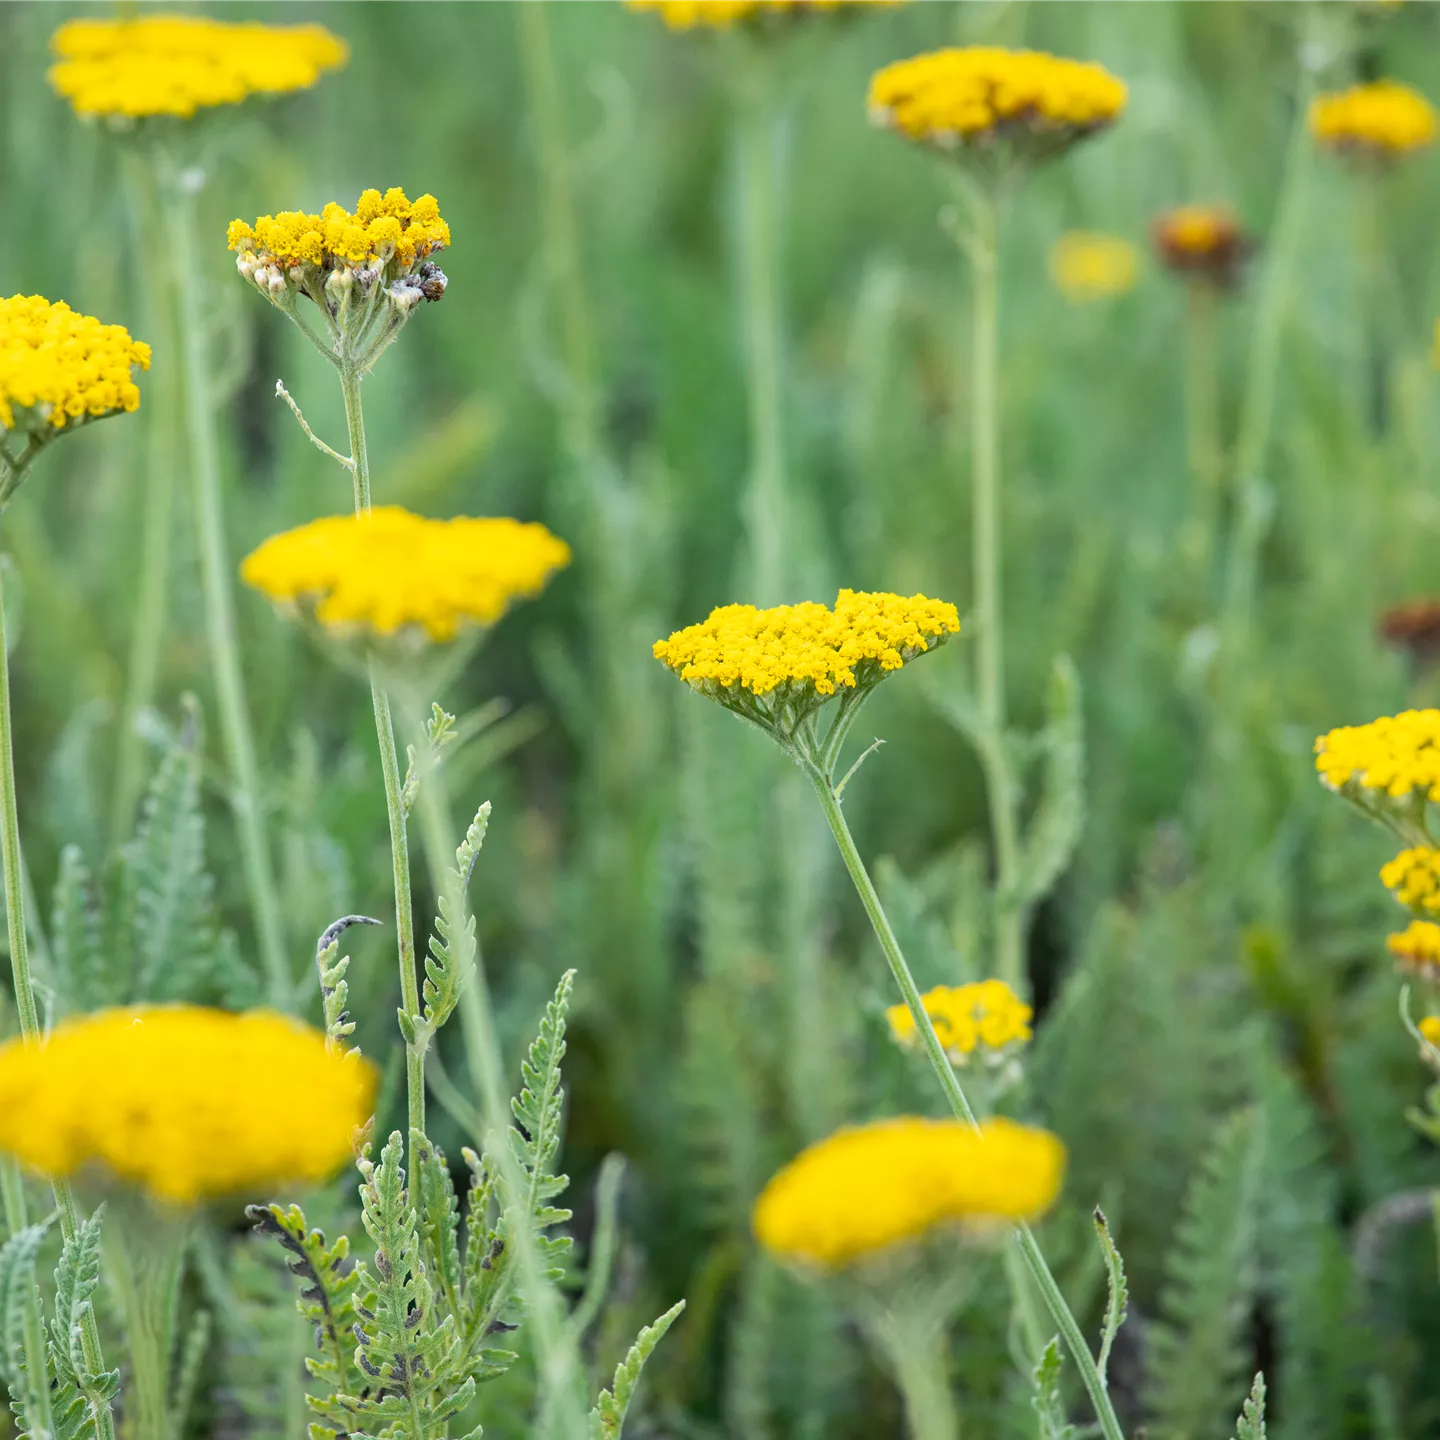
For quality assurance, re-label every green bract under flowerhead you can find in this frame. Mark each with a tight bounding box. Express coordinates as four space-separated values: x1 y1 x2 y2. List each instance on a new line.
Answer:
653 588 958 740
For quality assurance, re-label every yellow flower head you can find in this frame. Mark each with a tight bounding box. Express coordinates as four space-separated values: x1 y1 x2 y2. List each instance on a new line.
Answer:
1310 79 1437 159
49 15 347 122
1048 232 1140 302
1315 710 1440 803
752 1116 1065 1269
0 295 149 443
1388 919 1440 978
886 981 1032 1066
1419 1015 1440 1048
241 506 571 645
654 588 958 737
1382 847 1440 915
627 0 897 29
1152 205 1250 290
868 47 1126 163
0 1006 375 1205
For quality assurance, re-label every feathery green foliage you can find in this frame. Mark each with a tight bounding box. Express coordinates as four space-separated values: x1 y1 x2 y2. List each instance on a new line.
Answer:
589 1300 685 1440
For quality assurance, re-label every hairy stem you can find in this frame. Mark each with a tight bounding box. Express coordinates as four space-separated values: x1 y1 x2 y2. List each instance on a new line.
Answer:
801 753 1124 1440
160 160 289 1005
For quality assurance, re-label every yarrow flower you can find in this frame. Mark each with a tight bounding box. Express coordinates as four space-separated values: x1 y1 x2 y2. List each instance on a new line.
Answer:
229 188 450 368
1152 205 1251 290
626 0 898 29
653 589 958 738
1382 847 1440 915
752 1116 1065 1269
1420 1015 1440 1048
1315 710 1440 803
886 980 1032 1066
868 47 1126 169
49 15 347 122
0 1006 375 1205
1048 232 1140 302
1310 79 1438 160
241 507 571 646
1389 920 1440 978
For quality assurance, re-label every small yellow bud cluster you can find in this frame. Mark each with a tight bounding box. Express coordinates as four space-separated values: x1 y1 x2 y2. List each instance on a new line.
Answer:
1389 920 1440 979
0 295 150 438
1420 1015 1440 1047
1315 710 1440 803
1310 79 1438 160
752 1116 1065 1269
229 188 451 332
49 15 347 122
0 1006 375 1205
1383 848 1440 917
886 980 1032 1066
1048 232 1140 302
627 0 898 30
868 47 1126 161
241 506 572 646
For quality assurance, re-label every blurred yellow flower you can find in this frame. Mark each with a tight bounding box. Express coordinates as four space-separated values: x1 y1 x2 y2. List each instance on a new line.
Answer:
628 0 897 26
49 15 347 121
1315 710 1440 802
654 590 958 702
886 980 1032 1065
0 1007 374 1205
1048 232 1140 302
1382 847 1440 914
1391 919 1440 977
0 295 149 436
868 47 1126 156
1310 79 1437 158
242 507 571 644
753 1116 1065 1268
1152 204 1250 289
1420 1015 1440 1047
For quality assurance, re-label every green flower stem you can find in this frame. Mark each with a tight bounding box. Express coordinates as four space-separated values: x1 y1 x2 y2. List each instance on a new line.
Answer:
0 562 118 1440
736 58 787 610
955 181 1024 994
800 754 1126 1440
335 364 424 1157
1183 282 1222 591
159 159 289 1006
0 1159 54 1437
107 1210 187 1440
402 695 590 1440
111 150 180 846
868 1306 961 1440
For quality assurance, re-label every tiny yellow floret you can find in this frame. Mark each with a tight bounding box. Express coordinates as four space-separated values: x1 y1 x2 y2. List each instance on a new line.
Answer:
627 0 897 28
1315 710 1440 802
0 1006 375 1205
0 295 149 436
49 15 347 120
752 1116 1064 1269
1310 79 1437 158
1382 847 1440 915
654 590 958 701
886 980 1032 1065
241 507 572 644
1419 1015 1440 1047
868 46 1126 154
1048 232 1140 302
1388 919 1440 977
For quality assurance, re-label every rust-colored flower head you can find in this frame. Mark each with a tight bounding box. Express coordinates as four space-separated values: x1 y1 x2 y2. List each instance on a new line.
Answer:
1152 205 1251 292
1379 599 1440 667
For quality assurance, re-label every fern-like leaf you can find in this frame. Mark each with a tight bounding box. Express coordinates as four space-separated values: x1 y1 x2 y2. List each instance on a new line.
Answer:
0 1216 52 1433
1092 1207 1128 1385
1233 1373 1267 1440
413 1130 464 1323
1017 655 1085 908
315 915 378 1054
48 1206 118 1425
589 1300 685 1439
419 802 490 1042
50 845 103 1012
1031 1337 1077 1440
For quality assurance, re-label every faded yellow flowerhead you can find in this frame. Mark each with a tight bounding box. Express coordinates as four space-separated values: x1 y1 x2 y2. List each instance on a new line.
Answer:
627 0 898 29
1311 79 1437 159
49 15 347 121
1048 232 1139 302
0 1006 375 1205
753 1116 1065 1269
886 980 1032 1066
242 507 571 646
868 47 1125 166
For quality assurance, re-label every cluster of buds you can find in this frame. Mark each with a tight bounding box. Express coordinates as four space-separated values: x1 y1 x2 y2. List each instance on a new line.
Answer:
228 187 449 370
1152 204 1251 293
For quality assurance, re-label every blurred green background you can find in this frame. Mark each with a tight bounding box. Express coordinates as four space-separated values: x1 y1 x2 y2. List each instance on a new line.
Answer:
6 1 1440 1435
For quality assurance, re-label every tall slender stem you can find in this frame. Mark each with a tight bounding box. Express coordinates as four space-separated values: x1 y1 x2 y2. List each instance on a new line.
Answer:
159 159 289 1005
958 186 1024 993
0 562 118 1440
336 365 424 1156
0 1160 53 1437
106 1214 186 1440
869 1308 961 1440
801 755 1125 1440
736 68 787 609
112 152 179 845
1182 282 1222 593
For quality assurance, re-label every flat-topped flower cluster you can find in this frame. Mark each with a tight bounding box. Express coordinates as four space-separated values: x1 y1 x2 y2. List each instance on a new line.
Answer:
0 295 150 436
49 14 347 121
886 980 1032 1066
1310 79 1438 158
